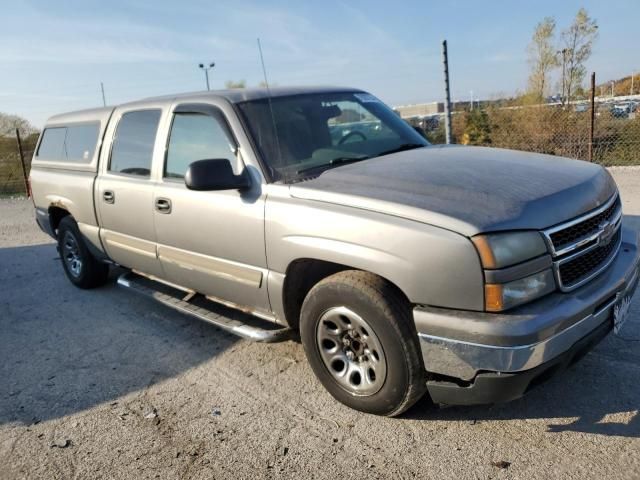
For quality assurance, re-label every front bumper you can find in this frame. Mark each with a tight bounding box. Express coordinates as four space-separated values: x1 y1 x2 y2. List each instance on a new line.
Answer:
415 226 640 405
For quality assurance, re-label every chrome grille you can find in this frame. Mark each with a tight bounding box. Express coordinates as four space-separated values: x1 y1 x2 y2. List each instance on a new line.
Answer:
543 193 622 292
557 228 621 288
549 195 621 253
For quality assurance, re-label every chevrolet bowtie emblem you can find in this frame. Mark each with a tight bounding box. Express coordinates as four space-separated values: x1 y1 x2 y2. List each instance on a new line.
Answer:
597 220 616 246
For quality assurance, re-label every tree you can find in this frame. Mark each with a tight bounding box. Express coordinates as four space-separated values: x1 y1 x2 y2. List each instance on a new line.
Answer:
560 8 598 105
461 109 492 146
527 17 558 101
224 80 246 89
0 112 38 137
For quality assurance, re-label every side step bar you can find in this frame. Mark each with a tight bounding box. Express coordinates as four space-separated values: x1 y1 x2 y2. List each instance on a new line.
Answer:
117 272 290 342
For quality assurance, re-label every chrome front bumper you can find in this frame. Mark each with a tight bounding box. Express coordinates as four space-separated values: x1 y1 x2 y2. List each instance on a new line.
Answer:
415 226 640 382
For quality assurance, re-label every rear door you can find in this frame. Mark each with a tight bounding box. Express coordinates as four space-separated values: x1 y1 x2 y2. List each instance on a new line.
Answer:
96 105 167 277
152 101 270 313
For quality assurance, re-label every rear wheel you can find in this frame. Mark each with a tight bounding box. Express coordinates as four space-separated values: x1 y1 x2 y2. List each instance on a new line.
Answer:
300 270 426 416
57 216 109 289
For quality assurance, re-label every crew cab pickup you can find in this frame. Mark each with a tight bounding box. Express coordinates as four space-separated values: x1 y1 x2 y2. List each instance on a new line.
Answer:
30 87 640 416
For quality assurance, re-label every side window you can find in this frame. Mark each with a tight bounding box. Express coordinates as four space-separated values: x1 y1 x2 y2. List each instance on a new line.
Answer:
65 123 99 162
165 113 235 179
109 110 161 176
36 127 67 160
36 123 100 162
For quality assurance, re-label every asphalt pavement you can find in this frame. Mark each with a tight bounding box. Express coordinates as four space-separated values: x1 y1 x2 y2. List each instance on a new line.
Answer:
1 168 639 479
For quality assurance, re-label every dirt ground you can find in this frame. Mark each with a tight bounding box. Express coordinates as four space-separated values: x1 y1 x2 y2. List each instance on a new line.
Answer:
1 168 639 479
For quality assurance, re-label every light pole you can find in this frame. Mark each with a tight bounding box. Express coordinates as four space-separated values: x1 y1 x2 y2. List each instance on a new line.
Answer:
198 62 215 91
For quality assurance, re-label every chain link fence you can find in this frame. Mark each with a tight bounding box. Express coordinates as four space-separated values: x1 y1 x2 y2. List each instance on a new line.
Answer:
1 94 639 197
0 132 37 197
414 98 640 166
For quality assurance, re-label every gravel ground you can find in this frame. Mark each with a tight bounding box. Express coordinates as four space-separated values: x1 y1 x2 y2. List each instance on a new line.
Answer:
1 169 640 479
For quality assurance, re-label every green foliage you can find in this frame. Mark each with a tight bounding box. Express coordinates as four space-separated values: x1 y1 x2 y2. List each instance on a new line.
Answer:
425 123 446 144
441 103 639 167
524 9 598 104
0 133 38 196
560 8 598 103
0 112 38 137
224 80 246 89
461 109 492 146
527 17 558 100
0 112 39 196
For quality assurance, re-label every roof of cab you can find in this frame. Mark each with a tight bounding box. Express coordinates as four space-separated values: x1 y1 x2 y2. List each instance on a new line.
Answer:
44 86 364 125
139 85 363 104
46 106 115 125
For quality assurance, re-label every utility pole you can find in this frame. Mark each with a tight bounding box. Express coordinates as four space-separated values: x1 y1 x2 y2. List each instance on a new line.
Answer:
610 81 615 97
198 62 215 90
469 90 473 111
442 40 453 144
100 82 106 107
589 72 595 162
631 73 635 96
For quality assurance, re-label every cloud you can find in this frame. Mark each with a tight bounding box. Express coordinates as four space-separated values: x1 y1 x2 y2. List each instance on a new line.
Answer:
0 3 186 63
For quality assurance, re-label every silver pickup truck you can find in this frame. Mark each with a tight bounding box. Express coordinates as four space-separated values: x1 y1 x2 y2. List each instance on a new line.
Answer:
30 87 639 416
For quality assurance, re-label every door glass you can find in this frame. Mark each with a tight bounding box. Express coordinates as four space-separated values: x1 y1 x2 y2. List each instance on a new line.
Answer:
165 113 235 179
109 110 161 177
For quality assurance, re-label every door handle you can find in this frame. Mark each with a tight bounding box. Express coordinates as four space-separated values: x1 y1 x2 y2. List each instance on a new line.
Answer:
103 190 115 204
155 197 172 214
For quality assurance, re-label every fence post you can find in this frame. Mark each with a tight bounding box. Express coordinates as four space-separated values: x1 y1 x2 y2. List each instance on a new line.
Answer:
589 72 596 162
442 40 453 144
15 128 30 197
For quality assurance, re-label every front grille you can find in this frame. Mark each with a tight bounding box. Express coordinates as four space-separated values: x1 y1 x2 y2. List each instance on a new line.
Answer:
549 195 621 251
558 228 621 288
543 193 622 291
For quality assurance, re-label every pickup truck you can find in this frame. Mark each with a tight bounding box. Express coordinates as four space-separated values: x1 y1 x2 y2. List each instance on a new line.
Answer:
30 86 640 416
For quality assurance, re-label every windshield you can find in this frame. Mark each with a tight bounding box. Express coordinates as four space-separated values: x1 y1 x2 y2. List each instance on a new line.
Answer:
236 91 429 182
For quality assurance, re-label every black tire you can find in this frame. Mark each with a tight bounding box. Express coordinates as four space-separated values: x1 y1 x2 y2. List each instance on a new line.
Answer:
57 216 109 289
300 270 426 416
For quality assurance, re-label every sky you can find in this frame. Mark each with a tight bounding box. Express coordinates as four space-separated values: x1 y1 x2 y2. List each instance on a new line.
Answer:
1 0 638 127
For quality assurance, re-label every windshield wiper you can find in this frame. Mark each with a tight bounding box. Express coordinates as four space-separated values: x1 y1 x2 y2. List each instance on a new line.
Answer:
374 143 426 158
296 155 370 175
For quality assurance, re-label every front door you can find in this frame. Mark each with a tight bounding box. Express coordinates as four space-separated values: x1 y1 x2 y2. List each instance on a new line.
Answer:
96 108 165 277
152 103 270 314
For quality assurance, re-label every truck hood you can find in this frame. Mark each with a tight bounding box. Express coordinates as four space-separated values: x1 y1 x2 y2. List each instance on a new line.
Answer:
289 145 617 236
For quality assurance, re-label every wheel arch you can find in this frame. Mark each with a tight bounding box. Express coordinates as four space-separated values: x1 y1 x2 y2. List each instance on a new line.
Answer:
48 205 72 235
281 257 410 330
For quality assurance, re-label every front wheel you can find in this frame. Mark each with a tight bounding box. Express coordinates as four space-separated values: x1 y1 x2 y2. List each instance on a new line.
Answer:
300 270 426 416
57 216 109 289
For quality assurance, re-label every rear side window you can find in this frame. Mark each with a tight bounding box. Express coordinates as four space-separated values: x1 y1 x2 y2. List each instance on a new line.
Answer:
37 128 66 160
36 123 99 162
165 113 235 178
109 110 161 177
65 124 100 161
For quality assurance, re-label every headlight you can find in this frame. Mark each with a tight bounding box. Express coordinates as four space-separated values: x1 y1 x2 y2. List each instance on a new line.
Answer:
472 231 548 269
485 269 556 312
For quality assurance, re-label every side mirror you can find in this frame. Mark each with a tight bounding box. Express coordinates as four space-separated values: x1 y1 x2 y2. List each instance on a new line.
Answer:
185 159 251 191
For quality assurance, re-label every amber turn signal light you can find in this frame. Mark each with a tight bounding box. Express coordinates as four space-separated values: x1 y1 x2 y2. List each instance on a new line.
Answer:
484 284 504 312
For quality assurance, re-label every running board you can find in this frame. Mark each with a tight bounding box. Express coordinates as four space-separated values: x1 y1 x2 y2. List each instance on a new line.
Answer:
117 272 290 342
